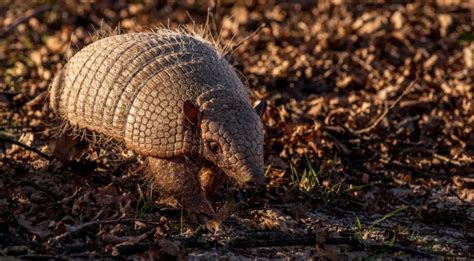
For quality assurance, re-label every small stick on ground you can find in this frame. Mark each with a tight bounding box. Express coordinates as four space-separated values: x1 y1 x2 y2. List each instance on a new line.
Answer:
352 78 417 135
172 231 438 258
0 135 54 161
25 91 49 109
432 153 465 167
225 23 268 56
53 218 153 243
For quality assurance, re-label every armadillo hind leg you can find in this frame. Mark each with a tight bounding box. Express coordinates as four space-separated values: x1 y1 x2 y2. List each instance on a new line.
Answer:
199 166 228 198
145 156 215 223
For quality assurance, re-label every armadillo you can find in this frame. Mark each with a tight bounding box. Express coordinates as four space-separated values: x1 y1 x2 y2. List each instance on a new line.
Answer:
49 30 266 221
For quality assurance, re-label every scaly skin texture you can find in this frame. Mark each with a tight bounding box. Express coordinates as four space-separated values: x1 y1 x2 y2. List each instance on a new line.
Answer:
50 32 248 157
50 31 265 220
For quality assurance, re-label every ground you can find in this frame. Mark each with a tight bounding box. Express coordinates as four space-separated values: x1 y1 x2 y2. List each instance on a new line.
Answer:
0 0 473 259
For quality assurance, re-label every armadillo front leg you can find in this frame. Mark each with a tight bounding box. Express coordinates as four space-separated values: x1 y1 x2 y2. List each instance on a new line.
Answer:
145 156 215 223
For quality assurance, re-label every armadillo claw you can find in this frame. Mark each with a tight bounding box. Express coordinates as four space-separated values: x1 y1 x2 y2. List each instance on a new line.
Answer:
175 190 217 224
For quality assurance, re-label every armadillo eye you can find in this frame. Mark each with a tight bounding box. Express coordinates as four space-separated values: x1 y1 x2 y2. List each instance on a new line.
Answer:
208 141 221 154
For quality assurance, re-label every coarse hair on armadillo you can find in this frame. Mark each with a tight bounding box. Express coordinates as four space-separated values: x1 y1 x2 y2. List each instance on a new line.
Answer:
65 21 237 64
54 120 126 152
49 19 250 151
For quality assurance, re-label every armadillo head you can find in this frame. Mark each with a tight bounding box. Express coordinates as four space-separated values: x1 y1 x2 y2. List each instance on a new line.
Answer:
183 97 266 185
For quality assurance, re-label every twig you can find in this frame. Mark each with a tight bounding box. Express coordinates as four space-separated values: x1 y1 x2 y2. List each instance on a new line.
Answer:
225 23 268 56
387 160 449 179
432 153 464 167
352 78 417 135
19 255 68 260
449 189 468 204
51 228 441 258
21 254 121 260
173 231 439 258
0 5 52 37
25 91 48 109
369 244 438 258
112 242 159 256
208 0 220 36
0 135 53 161
53 218 152 243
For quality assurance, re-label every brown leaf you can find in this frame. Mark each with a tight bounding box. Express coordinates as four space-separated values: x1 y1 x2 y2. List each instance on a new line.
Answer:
258 209 292 232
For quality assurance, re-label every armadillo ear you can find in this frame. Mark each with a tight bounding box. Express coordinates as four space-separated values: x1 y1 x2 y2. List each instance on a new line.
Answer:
254 100 267 118
183 100 201 126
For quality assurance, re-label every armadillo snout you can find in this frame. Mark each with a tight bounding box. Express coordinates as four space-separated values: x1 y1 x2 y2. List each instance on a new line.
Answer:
237 165 265 185
223 153 265 185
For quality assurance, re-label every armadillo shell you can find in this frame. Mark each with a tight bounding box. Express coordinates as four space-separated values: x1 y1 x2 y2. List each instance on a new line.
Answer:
50 32 247 157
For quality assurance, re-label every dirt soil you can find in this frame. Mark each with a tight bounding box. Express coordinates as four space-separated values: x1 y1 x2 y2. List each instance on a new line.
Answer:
1 0 473 259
